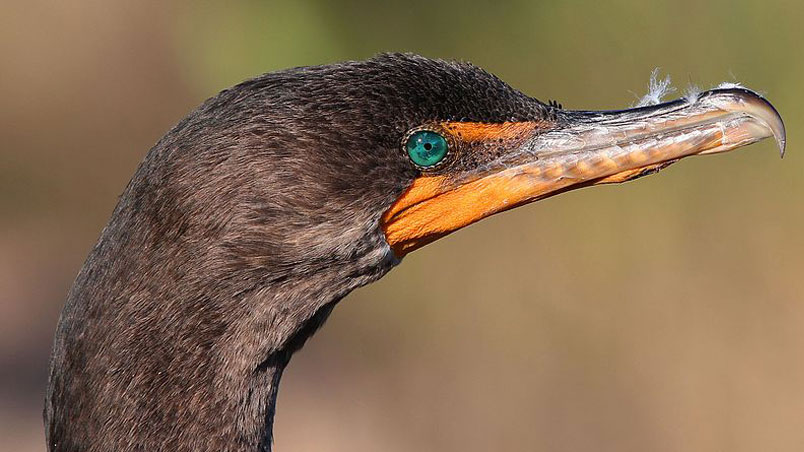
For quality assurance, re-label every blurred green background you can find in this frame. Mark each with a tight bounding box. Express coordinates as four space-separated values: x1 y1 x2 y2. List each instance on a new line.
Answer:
2 1 802 451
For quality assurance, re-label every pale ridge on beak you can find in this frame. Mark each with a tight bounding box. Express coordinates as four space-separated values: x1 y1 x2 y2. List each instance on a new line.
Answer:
516 87 786 187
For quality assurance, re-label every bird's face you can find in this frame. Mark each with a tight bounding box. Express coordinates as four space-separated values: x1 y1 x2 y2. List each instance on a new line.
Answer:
340 55 786 257
204 54 783 281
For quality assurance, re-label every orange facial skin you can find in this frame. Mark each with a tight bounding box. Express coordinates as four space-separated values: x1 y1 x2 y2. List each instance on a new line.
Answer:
383 121 551 256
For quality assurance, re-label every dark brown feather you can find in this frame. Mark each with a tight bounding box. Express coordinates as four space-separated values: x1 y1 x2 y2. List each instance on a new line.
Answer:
45 53 550 452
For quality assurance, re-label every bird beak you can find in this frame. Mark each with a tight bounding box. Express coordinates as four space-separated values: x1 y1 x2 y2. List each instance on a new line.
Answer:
382 87 786 256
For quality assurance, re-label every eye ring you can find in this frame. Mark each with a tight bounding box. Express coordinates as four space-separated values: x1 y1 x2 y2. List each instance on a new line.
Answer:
403 128 452 170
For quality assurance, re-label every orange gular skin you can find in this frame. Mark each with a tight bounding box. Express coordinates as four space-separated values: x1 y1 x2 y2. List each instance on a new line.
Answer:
380 160 683 257
382 121 551 257
382 171 553 257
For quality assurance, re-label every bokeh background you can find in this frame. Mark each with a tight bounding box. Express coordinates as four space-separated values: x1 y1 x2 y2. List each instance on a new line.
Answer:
2 1 803 451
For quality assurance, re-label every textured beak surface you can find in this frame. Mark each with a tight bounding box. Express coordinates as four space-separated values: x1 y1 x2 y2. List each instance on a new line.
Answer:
383 88 786 256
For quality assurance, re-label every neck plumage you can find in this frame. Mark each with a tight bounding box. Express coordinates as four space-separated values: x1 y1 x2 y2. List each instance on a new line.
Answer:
44 189 390 452
46 257 339 452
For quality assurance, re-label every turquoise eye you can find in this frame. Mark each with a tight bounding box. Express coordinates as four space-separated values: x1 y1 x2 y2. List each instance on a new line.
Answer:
405 130 449 168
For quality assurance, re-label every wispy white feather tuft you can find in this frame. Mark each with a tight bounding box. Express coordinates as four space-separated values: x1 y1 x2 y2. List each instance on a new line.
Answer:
631 71 749 106
635 68 676 107
684 83 702 104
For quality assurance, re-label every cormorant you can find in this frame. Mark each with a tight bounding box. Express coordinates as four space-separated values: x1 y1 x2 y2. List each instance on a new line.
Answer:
45 53 785 452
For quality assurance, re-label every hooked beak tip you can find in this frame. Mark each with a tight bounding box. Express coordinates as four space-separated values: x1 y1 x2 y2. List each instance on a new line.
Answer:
705 87 786 158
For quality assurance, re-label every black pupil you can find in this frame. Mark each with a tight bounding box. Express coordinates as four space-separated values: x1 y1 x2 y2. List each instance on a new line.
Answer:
424 142 432 150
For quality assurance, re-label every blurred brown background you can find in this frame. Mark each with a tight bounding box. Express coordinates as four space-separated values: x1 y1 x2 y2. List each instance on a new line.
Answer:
2 1 802 451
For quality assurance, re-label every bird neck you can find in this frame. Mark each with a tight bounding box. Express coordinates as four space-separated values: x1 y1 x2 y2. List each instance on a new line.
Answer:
45 206 393 452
